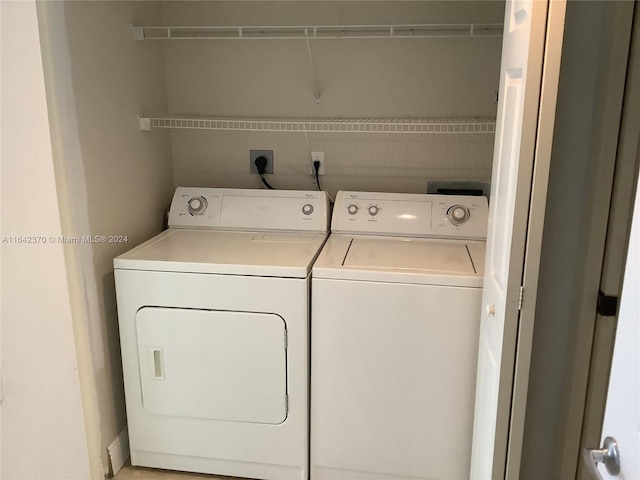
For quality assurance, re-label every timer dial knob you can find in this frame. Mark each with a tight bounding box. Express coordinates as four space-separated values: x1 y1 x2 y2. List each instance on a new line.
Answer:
368 205 379 216
188 196 208 216
302 204 314 215
447 205 470 225
347 204 359 215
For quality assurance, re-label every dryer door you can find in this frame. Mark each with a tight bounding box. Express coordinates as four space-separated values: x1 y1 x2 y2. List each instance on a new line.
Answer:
135 307 287 424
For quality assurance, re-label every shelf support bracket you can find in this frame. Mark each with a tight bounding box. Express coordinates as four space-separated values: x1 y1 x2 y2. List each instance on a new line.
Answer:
131 25 144 41
304 29 321 106
138 115 152 131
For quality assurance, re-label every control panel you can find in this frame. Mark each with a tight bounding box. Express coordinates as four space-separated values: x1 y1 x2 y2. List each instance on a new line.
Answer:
332 191 488 239
167 187 329 233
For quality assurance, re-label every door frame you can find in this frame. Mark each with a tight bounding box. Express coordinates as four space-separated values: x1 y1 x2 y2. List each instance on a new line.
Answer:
576 3 640 478
514 1 639 478
503 1 639 478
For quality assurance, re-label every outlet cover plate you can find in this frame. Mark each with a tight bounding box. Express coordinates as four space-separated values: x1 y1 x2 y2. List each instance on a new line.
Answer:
310 152 325 175
250 150 274 174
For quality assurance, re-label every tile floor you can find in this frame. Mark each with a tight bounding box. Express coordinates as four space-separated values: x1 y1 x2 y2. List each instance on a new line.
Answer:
113 462 250 480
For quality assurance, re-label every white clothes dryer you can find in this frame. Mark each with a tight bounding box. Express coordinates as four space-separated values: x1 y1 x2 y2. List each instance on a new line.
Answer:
310 191 488 480
114 187 329 480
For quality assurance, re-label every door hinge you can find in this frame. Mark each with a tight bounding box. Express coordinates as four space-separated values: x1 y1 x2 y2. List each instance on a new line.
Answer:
518 285 525 311
597 290 619 316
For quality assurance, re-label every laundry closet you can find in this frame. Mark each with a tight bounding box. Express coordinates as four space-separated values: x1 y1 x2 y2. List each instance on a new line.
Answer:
36 0 504 477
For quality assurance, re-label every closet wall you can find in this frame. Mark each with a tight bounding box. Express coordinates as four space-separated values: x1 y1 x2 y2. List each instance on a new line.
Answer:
37 1 173 475
1 2 91 478
158 1 503 194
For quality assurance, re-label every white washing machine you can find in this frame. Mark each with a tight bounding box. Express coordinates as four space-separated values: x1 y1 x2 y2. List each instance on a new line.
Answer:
114 187 329 480
310 191 488 480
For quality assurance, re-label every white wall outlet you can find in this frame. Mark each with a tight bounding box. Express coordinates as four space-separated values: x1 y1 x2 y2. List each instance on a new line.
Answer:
310 152 325 175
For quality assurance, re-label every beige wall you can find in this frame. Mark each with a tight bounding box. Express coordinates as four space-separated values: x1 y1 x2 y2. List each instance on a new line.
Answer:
161 1 503 195
36 0 174 475
0 1 91 478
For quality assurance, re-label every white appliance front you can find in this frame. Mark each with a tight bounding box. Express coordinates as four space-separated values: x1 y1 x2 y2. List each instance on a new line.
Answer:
311 279 482 480
310 191 487 480
114 188 329 480
117 271 308 479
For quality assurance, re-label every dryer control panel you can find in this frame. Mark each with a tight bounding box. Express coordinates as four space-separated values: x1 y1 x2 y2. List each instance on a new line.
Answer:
332 191 488 239
168 187 330 233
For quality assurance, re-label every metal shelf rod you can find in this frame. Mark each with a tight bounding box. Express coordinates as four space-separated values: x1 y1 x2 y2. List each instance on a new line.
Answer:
304 29 321 105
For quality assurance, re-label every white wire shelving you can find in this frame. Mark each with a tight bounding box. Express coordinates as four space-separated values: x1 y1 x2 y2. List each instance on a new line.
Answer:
132 24 503 41
133 22 501 130
138 116 496 134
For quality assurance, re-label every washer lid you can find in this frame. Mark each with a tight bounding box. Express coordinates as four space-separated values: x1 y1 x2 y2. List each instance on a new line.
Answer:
313 235 485 287
114 229 327 278
344 237 476 274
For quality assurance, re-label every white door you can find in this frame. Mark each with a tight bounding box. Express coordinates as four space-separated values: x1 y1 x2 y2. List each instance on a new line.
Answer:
470 0 565 478
582 153 640 480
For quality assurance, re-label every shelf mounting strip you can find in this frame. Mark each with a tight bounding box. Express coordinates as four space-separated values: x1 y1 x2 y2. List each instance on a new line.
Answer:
137 116 496 134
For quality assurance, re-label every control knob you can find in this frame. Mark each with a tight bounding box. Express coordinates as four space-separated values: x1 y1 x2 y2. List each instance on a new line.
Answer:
447 205 470 225
188 196 208 216
368 205 380 216
347 204 359 215
302 204 314 215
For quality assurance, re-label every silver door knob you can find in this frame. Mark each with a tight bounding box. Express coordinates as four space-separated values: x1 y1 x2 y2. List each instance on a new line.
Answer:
582 436 620 479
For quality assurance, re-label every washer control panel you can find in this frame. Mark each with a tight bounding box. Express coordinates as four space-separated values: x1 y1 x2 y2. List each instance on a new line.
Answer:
332 191 488 239
168 187 330 233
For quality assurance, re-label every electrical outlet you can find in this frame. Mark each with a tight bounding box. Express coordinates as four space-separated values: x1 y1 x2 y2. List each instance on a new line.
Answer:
250 150 274 174
310 152 325 175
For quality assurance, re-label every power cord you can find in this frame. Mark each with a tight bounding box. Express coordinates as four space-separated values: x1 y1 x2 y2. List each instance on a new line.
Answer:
313 160 322 191
254 156 275 190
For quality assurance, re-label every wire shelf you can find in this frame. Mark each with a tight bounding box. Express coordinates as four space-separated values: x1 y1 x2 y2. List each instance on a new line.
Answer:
139 116 497 134
132 23 503 40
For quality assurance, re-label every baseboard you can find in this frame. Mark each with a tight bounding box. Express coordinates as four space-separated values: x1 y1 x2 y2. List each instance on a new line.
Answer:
107 427 130 477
